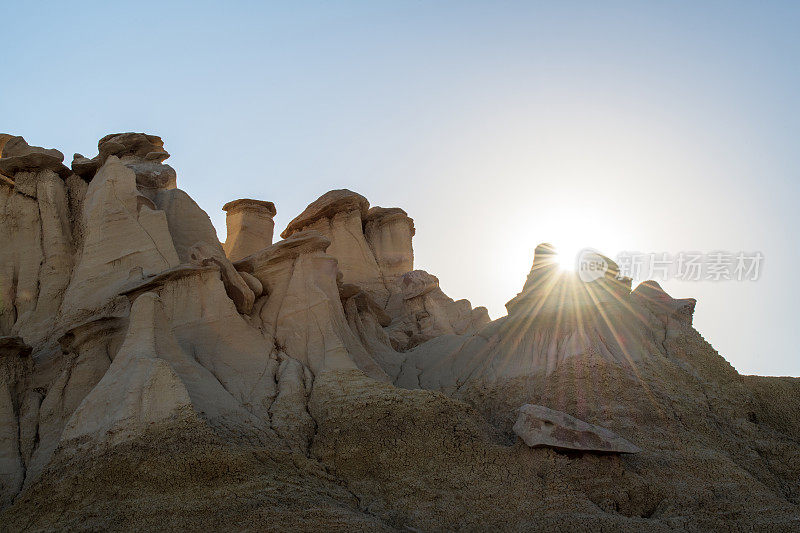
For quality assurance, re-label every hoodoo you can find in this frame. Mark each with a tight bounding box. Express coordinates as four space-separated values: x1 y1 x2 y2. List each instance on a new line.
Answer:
0 133 798 531
222 198 277 261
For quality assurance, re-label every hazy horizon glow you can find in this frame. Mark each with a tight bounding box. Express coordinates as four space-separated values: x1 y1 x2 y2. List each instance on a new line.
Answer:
3 2 799 375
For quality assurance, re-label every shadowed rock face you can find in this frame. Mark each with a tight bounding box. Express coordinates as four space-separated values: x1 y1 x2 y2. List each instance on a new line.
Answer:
0 133 798 532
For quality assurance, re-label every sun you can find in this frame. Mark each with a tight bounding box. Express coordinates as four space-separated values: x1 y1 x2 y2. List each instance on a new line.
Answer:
556 250 578 271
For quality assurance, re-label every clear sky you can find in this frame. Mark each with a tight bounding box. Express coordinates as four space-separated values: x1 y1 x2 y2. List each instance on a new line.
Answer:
3 2 798 376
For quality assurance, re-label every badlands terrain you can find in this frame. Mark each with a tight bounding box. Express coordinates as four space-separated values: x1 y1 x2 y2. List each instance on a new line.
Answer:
0 132 798 531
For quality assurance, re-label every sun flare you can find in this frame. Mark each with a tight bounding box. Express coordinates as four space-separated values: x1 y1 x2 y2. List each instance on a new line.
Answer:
557 250 577 271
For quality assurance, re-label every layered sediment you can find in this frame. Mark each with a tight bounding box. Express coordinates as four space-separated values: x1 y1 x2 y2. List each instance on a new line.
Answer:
0 132 797 531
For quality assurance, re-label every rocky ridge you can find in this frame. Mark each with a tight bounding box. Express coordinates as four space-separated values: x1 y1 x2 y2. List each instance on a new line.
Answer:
0 132 798 531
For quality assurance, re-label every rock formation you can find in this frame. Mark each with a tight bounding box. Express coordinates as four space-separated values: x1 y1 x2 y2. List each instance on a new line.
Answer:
222 199 277 261
0 132 798 531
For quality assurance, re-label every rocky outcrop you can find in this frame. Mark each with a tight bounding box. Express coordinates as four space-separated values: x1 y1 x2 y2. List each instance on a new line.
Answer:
235 231 390 381
0 143 75 346
386 270 490 350
281 190 389 305
1 131 798 533
0 136 70 178
513 404 641 453
60 156 179 326
71 132 176 191
222 199 277 262
396 243 689 391
278 190 486 350
62 292 197 446
364 206 414 283
632 279 697 326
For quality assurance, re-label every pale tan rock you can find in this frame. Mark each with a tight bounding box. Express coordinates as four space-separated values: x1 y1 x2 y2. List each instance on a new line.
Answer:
236 231 332 343
281 190 389 305
398 245 695 391
0 168 75 347
188 242 254 314
138 267 280 430
632 280 696 325
19 171 73 344
276 246 380 377
149 188 258 314
60 156 179 326
0 181 42 336
506 243 630 316
236 231 389 381
62 293 196 446
364 206 414 282
513 404 641 453
22 311 127 487
341 287 402 378
152 188 221 262
222 199 277 262
386 270 489 351
238 270 263 297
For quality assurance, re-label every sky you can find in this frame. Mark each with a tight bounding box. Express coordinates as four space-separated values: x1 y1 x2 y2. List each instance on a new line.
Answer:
2 1 798 376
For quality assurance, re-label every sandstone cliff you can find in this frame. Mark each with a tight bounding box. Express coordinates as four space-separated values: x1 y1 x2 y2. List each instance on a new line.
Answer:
0 133 797 531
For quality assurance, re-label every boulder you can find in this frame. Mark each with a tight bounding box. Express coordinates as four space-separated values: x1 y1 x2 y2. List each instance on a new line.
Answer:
513 404 641 454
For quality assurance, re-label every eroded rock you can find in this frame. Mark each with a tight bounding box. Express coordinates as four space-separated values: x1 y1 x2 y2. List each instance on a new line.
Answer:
364 206 414 282
0 136 70 178
223 198 277 262
69 132 176 190
60 156 179 326
513 404 641 453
